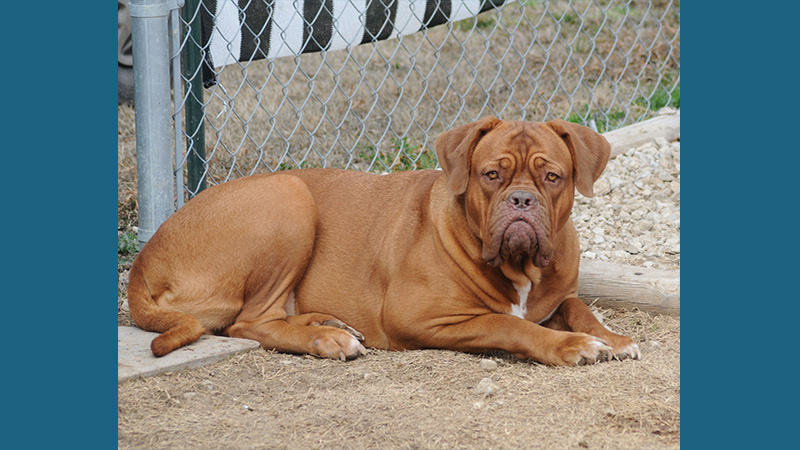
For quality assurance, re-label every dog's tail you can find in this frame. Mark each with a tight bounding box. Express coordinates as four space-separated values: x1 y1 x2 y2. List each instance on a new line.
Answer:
127 259 206 357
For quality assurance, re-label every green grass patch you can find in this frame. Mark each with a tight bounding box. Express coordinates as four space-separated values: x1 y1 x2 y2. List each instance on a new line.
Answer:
360 137 437 172
566 106 627 134
636 82 680 111
277 160 320 171
560 12 579 25
118 231 139 266
456 12 496 32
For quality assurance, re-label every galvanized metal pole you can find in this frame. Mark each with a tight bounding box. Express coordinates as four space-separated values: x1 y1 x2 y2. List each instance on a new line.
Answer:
182 0 207 196
130 0 175 249
169 7 185 209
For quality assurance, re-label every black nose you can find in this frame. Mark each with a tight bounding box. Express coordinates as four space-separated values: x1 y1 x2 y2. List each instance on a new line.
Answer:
507 191 537 210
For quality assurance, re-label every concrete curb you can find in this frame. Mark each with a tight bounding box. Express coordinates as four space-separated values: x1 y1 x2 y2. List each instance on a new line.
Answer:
118 326 260 383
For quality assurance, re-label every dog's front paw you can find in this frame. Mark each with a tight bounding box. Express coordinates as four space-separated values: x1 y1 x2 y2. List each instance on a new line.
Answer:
321 319 365 342
612 341 641 361
598 333 641 361
310 327 368 361
551 332 614 366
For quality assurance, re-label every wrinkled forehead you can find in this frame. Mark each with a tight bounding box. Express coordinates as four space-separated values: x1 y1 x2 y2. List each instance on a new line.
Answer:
472 121 571 166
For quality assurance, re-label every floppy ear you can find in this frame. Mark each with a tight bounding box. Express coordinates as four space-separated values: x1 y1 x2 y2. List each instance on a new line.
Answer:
546 119 611 197
435 116 501 195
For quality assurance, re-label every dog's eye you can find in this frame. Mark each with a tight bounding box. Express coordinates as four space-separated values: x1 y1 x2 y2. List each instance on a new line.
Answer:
486 171 499 180
546 172 559 182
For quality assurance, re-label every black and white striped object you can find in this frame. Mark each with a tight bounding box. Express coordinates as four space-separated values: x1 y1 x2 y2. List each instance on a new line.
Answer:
199 0 507 87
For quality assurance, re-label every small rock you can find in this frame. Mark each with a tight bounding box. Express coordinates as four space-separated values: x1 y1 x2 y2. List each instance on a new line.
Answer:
475 378 501 396
613 250 629 260
183 392 197 399
479 359 498 371
636 168 652 180
607 175 624 191
633 220 654 234
655 137 670 148
645 211 663 222
657 169 673 182
623 238 643 255
594 178 611 196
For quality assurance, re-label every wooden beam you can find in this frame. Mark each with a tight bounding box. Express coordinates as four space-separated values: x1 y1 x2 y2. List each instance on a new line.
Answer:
603 109 680 158
578 259 680 315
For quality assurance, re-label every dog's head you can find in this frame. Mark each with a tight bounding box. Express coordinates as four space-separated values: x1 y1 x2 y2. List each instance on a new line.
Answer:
435 116 610 268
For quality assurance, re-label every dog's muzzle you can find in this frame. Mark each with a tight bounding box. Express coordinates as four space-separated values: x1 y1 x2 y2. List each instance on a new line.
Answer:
483 191 553 268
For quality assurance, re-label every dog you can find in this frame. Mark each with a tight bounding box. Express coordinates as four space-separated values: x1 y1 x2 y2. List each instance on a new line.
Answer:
128 116 641 366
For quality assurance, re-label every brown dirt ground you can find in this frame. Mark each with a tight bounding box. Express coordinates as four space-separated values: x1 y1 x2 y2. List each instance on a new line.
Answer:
118 304 679 450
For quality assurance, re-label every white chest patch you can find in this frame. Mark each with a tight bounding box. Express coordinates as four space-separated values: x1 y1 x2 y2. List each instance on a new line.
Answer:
509 282 532 319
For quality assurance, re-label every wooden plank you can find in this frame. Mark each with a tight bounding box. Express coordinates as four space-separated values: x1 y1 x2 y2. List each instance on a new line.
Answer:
603 109 680 158
578 259 680 315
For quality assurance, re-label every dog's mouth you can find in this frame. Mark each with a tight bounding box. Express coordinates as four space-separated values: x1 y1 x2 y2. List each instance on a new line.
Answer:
483 214 552 268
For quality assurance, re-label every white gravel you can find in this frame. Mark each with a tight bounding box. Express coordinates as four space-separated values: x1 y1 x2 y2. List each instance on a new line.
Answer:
572 137 680 271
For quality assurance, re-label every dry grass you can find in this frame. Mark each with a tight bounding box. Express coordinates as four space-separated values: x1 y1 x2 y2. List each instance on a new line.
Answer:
118 103 138 234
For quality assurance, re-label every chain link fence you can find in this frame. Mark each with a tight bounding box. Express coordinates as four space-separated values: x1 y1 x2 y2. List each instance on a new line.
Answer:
165 0 679 200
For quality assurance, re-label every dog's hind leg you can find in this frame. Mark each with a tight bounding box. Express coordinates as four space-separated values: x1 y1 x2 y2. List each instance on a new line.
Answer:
227 318 367 360
224 275 367 360
127 263 206 357
286 313 366 342
216 176 367 360
127 173 366 360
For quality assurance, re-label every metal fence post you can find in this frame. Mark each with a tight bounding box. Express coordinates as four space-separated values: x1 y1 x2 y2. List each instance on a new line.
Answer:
130 0 175 249
182 0 207 197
